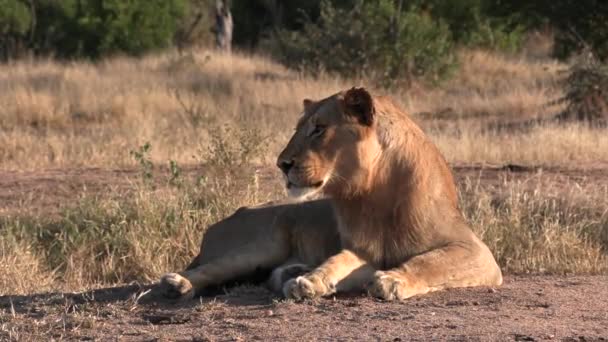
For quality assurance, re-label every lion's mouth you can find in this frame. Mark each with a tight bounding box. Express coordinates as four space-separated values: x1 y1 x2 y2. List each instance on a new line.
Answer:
286 180 324 189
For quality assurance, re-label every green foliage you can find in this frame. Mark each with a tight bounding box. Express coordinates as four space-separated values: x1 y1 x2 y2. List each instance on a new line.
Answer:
272 0 456 86
130 142 154 183
486 0 608 61
548 1 608 61
231 0 323 48
558 51 608 125
173 0 216 49
234 0 526 56
92 0 187 57
468 20 525 54
0 0 32 58
1 0 187 59
0 0 31 35
168 160 183 187
425 0 525 53
2 0 607 62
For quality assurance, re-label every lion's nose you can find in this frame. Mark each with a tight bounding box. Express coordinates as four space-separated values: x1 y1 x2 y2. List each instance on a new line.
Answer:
277 159 294 175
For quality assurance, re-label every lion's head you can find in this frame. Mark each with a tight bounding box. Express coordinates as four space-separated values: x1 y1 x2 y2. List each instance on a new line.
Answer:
277 87 382 199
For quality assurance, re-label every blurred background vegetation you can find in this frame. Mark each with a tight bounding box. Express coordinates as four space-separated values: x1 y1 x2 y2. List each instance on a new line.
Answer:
1 0 607 83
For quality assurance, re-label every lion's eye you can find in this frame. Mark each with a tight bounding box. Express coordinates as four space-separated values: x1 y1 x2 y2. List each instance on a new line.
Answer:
310 124 326 137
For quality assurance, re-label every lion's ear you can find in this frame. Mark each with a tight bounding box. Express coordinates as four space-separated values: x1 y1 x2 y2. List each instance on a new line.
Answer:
342 87 375 126
303 99 315 112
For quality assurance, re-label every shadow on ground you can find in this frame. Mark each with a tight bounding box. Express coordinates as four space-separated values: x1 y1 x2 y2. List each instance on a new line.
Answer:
1 276 607 340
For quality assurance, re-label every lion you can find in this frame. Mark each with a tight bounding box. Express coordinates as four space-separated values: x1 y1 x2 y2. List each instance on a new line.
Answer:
160 87 502 301
276 87 502 300
159 198 341 299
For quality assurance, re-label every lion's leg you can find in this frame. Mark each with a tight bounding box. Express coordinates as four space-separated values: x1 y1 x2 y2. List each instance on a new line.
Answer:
368 241 503 301
160 241 288 300
283 249 375 300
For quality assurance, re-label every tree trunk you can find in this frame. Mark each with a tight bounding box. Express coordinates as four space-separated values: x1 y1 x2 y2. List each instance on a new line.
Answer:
215 0 233 53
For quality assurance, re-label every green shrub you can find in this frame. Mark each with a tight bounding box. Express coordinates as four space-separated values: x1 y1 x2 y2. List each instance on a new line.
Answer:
425 0 525 53
0 0 32 59
235 0 526 59
174 0 216 49
557 50 608 125
91 0 187 57
467 20 525 54
232 0 324 48
271 0 456 86
0 0 31 35
549 1 608 61
1 0 187 59
484 0 608 61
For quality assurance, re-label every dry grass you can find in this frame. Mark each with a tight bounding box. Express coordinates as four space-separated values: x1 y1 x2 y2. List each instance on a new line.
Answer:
0 168 279 295
1 48 607 296
2 168 606 296
0 50 346 170
1 48 607 171
462 177 608 274
406 49 564 119
0 240 55 294
434 124 608 165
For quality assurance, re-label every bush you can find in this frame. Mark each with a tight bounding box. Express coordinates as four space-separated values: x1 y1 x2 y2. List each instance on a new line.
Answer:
1 0 187 59
173 0 217 49
0 0 31 36
426 0 525 53
234 0 526 58
485 0 608 61
271 0 455 86
231 0 324 49
557 50 608 125
0 0 33 59
548 1 608 61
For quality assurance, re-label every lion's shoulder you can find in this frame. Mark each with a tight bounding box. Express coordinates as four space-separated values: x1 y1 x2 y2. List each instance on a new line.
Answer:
370 95 458 207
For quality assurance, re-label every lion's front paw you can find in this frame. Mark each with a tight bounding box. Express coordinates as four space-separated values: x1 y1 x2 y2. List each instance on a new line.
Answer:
282 274 333 300
159 273 195 300
268 263 313 293
367 271 409 301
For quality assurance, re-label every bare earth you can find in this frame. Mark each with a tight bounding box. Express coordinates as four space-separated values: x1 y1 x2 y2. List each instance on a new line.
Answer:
2 162 608 216
1 164 608 340
1 276 607 341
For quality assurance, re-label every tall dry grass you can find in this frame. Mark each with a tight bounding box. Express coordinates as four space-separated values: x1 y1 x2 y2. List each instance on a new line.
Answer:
2 167 606 296
0 50 345 170
1 48 608 171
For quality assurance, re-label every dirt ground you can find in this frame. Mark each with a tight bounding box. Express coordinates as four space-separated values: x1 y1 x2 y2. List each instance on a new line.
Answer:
1 276 607 341
2 162 608 216
1 164 608 341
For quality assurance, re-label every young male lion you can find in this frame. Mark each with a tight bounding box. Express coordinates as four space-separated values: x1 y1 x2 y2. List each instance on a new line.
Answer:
276 87 502 300
160 87 501 301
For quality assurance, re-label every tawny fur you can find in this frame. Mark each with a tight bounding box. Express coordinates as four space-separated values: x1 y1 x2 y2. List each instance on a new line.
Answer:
159 88 502 301
277 88 502 300
158 199 341 299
